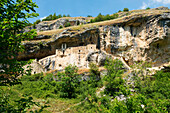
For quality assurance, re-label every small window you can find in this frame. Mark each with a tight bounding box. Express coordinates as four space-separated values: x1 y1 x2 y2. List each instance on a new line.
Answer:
91 47 93 49
59 64 62 67
79 50 81 52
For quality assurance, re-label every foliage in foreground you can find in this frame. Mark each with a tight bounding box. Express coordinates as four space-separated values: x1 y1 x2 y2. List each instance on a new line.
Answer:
0 59 169 112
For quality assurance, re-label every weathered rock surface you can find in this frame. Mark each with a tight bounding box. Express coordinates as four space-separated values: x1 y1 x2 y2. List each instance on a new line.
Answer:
20 8 170 73
101 12 170 67
18 28 100 61
25 17 93 32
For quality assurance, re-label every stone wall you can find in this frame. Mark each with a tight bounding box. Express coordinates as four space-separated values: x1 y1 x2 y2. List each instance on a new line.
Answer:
18 28 100 61
38 44 97 71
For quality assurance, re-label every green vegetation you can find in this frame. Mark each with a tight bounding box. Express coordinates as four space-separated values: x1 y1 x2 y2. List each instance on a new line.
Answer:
118 10 122 12
87 15 93 17
33 19 41 28
0 1 169 112
146 7 151 10
123 8 129 12
90 13 119 23
59 25 63 29
42 13 71 21
1 58 169 112
64 22 71 27
0 0 48 112
31 13 71 27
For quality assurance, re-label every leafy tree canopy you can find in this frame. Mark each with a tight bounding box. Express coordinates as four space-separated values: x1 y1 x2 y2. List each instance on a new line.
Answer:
0 0 39 86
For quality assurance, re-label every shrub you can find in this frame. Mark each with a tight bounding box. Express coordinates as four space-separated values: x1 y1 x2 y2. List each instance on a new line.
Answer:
90 13 118 23
87 15 92 17
118 10 122 12
89 63 100 79
146 7 150 10
64 22 71 27
123 8 129 12
59 25 63 29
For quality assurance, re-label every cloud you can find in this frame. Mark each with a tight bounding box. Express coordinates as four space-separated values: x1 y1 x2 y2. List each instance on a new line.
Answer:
140 2 148 9
152 0 170 4
40 16 47 20
140 0 170 9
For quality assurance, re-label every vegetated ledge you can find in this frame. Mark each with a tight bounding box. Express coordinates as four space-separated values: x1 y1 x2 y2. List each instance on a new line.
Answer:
18 9 170 61
36 9 170 36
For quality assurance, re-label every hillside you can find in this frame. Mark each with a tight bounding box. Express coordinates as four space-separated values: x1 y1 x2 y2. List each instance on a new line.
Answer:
1 4 170 113
18 7 170 75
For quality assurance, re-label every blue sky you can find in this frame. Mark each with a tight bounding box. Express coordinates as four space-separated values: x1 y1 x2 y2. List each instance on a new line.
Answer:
29 0 170 23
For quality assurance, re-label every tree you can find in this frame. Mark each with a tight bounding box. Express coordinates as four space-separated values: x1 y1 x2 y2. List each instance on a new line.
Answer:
57 65 79 98
93 13 104 22
33 19 41 28
123 8 129 12
118 10 122 12
63 14 66 17
58 14 62 18
146 7 150 10
87 15 92 17
0 0 48 112
67 14 71 17
0 0 39 86
104 59 129 97
52 13 58 20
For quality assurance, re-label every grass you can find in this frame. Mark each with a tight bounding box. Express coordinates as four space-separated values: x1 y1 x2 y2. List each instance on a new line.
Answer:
4 73 82 113
41 98 80 113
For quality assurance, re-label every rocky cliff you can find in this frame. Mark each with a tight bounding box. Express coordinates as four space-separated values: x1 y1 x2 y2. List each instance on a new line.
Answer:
19 7 170 73
25 17 94 32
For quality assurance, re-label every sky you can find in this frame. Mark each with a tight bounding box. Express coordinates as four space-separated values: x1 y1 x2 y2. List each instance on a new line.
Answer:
28 0 170 23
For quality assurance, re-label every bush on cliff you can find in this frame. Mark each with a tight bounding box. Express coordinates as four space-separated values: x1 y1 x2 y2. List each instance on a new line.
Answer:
42 13 71 21
123 8 129 12
90 13 119 23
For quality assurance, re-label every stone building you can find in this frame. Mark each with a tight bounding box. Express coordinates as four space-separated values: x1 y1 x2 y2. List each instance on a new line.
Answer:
39 44 97 71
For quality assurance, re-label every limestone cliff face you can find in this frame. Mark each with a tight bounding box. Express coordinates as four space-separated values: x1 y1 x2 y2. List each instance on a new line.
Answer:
18 28 100 60
20 8 170 73
100 12 170 66
101 13 170 66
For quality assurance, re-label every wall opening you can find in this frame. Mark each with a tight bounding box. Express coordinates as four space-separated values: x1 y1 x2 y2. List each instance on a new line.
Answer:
79 43 84 46
130 26 133 36
61 43 67 54
157 43 160 49
90 37 92 41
